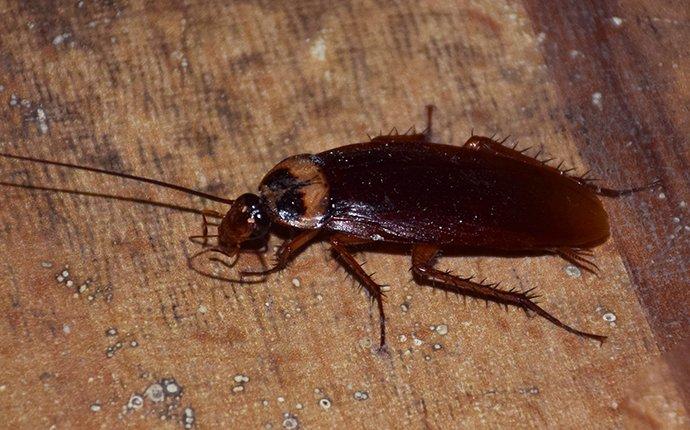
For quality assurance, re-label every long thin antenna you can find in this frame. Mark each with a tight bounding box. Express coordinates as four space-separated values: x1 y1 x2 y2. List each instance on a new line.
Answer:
0 181 223 217
0 152 234 204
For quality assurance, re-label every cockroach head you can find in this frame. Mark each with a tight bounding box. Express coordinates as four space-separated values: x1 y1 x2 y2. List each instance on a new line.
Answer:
218 193 271 248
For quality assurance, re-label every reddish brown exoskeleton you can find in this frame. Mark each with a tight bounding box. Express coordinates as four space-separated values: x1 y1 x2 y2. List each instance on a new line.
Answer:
1 107 659 349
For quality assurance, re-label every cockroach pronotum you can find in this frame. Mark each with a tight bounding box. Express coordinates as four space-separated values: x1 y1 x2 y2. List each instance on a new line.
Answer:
1 106 659 350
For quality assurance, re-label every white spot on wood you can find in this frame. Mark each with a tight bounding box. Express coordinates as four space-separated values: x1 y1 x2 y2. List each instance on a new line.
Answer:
611 17 623 27
52 33 71 46
591 92 603 110
565 265 581 278
310 37 326 61
603 312 617 325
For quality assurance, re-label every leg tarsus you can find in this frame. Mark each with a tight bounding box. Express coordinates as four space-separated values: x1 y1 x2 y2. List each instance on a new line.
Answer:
240 230 318 276
574 177 662 198
556 248 600 275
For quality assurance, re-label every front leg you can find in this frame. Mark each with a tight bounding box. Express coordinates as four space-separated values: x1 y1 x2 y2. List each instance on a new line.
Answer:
330 234 388 350
241 229 319 276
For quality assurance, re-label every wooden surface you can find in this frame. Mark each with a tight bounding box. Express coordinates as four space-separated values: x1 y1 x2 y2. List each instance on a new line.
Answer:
1 1 688 428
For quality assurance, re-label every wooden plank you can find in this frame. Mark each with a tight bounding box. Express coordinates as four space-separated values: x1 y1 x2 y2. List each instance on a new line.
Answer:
0 1 687 428
524 0 690 409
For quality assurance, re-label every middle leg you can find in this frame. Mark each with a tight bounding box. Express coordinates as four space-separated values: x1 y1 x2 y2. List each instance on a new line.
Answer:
330 234 388 349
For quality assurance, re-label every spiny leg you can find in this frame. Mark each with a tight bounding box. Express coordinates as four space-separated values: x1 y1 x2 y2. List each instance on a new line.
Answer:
369 105 435 145
423 104 434 139
556 248 600 274
411 244 606 343
463 135 548 170
463 135 660 197
241 229 319 276
572 177 662 198
330 234 388 349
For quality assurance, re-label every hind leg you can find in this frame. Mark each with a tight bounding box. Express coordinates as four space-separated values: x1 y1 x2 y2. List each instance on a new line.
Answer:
411 244 605 343
463 135 660 197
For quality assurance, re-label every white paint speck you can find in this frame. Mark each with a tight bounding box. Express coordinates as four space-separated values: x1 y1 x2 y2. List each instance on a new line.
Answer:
282 416 299 429
234 374 249 383
611 17 623 27
291 278 301 287
52 33 70 46
63 323 71 334
536 32 546 44
318 397 332 409
591 92 603 110
197 304 208 314
565 265 582 278
145 383 165 402
354 390 369 401
90 403 101 412
310 37 326 61
658 192 666 200
603 312 617 323
435 324 448 336
127 394 144 410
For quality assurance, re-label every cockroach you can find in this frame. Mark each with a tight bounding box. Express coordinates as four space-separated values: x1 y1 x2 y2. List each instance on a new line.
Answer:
1 106 658 349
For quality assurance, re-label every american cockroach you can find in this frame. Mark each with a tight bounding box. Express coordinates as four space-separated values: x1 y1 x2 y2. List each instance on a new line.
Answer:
1 106 659 349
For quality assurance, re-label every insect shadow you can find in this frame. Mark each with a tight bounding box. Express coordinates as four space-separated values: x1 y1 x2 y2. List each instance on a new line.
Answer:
0 106 660 351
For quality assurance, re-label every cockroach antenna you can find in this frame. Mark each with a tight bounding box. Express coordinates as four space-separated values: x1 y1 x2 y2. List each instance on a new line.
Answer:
0 152 234 204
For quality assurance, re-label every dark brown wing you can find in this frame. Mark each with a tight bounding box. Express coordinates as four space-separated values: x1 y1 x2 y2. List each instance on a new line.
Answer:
315 141 609 250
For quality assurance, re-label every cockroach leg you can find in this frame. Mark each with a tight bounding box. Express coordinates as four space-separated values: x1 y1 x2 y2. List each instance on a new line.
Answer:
369 106 434 145
422 104 434 140
187 247 266 284
463 135 547 170
330 234 388 351
199 209 223 247
240 230 319 276
411 244 607 344
556 248 600 274
573 178 662 198
188 234 219 246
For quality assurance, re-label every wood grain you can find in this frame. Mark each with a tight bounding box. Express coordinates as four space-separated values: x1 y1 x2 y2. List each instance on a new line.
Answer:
0 1 687 428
